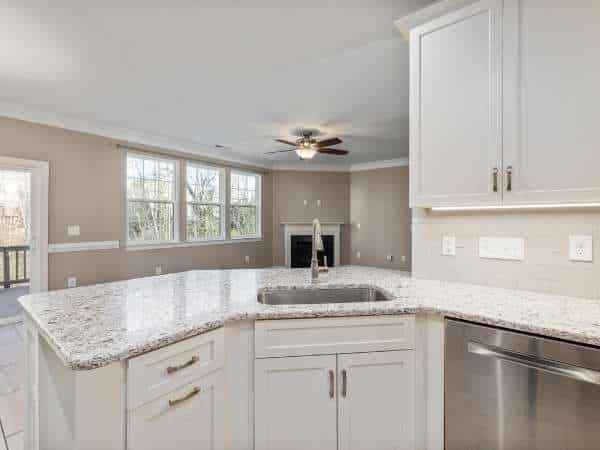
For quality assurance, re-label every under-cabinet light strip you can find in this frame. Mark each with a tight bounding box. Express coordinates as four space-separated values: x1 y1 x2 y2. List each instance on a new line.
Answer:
431 203 600 212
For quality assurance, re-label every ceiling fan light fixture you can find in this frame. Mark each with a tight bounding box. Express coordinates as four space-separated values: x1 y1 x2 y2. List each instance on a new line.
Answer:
295 148 317 160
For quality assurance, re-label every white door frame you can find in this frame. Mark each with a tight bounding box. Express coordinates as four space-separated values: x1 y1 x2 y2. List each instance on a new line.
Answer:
0 156 49 295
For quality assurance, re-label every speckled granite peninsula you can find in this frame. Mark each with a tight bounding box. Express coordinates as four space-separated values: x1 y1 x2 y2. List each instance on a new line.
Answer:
19 266 600 370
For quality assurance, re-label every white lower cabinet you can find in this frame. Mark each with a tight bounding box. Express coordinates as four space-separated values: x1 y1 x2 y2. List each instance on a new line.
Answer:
128 369 224 450
338 351 415 450
255 355 338 450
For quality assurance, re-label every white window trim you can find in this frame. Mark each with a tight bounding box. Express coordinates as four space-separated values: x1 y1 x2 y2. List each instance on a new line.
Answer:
230 169 262 240
125 151 180 246
185 162 226 242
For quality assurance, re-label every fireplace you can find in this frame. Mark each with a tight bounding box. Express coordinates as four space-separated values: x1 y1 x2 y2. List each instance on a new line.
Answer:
282 222 342 268
290 235 335 268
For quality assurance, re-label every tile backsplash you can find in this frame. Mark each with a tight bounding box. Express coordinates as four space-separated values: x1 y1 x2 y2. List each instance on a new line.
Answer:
412 208 600 298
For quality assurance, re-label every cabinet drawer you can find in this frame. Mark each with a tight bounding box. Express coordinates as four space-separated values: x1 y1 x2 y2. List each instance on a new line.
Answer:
255 316 415 358
128 370 224 450
127 327 224 410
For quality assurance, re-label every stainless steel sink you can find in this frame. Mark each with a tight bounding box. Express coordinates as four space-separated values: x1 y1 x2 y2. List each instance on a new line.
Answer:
257 286 393 305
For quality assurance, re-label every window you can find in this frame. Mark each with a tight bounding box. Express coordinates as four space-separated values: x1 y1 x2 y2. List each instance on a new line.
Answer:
230 171 261 238
186 163 224 241
126 154 177 243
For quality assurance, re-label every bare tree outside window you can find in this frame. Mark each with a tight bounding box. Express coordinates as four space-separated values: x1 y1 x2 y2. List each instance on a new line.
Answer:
186 164 224 241
126 155 176 243
230 172 260 238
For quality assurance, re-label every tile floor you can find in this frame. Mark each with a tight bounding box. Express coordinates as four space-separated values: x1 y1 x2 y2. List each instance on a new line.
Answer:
0 322 24 450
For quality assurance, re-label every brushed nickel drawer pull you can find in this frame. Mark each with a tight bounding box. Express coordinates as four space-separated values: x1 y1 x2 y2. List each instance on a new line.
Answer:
341 369 348 398
329 370 335 399
492 167 499 192
506 166 513 192
168 386 201 407
166 355 199 374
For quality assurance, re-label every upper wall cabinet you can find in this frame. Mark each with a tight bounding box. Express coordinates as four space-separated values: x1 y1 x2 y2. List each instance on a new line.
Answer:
405 0 600 207
502 0 600 204
409 0 503 207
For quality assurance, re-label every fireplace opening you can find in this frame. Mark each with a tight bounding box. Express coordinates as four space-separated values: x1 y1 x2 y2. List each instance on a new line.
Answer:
290 235 334 268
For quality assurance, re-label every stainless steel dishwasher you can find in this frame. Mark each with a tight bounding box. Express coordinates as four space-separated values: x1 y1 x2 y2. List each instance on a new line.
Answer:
445 319 600 450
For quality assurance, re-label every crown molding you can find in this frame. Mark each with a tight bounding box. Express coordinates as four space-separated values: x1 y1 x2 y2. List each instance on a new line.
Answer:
394 0 478 40
0 100 272 169
350 158 409 172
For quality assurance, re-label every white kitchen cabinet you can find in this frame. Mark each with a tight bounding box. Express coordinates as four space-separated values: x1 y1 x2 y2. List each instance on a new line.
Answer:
128 369 225 450
254 355 338 450
409 0 503 207
406 0 600 208
254 317 417 450
338 351 416 450
502 0 600 204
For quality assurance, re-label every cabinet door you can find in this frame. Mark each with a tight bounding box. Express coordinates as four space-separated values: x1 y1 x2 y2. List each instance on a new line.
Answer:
502 0 600 204
128 369 224 450
255 355 337 450
338 351 415 450
410 0 503 207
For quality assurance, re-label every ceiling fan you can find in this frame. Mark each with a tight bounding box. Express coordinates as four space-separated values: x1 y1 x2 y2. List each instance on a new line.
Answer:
265 130 349 160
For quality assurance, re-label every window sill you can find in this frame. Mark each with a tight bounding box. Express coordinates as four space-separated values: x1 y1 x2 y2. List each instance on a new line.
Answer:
126 237 263 252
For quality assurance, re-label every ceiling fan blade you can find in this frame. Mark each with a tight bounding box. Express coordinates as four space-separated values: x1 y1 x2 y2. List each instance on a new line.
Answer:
316 137 342 148
317 148 349 155
275 139 298 146
264 149 296 154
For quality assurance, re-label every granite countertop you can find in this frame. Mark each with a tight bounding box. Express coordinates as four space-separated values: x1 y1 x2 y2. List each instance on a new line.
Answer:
19 266 600 370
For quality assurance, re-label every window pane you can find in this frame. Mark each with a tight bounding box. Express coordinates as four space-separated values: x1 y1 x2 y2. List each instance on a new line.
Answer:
186 165 220 203
230 173 257 206
230 205 257 238
127 154 175 201
128 201 174 242
187 204 221 241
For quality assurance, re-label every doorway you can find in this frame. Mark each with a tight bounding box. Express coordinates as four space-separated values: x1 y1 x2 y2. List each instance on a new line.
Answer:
0 157 48 325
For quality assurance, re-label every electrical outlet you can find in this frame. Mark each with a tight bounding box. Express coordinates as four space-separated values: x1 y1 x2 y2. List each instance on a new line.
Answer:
67 225 80 237
386 254 393 262
244 255 250 264
569 235 593 262
155 265 162 275
67 276 77 288
442 235 456 256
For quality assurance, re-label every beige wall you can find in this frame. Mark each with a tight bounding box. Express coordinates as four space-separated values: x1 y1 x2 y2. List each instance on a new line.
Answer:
272 171 351 266
0 116 273 290
412 209 600 299
350 167 411 271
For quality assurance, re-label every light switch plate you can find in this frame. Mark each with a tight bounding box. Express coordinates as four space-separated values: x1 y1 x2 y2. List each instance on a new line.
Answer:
155 266 162 275
67 276 77 288
67 225 80 236
569 235 593 262
479 237 525 261
356 251 361 259
442 235 456 256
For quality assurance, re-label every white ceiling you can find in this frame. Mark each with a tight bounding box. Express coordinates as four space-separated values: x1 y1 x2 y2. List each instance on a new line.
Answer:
0 0 436 169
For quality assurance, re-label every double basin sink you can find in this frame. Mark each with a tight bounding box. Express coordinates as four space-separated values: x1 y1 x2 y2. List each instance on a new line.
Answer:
257 286 393 305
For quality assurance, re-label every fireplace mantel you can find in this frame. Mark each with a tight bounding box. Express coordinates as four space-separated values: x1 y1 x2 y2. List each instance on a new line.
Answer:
282 221 344 268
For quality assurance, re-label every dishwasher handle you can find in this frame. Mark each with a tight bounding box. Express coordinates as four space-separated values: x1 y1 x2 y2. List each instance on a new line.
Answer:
468 341 600 386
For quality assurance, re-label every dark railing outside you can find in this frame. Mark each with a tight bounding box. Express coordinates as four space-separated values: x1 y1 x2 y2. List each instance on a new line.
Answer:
1 245 30 288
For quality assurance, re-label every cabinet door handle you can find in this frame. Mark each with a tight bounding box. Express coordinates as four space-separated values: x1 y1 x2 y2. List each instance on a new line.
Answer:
492 168 499 192
166 355 199 374
168 386 201 407
341 369 348 398
506 166 513 192
329 370 335 399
